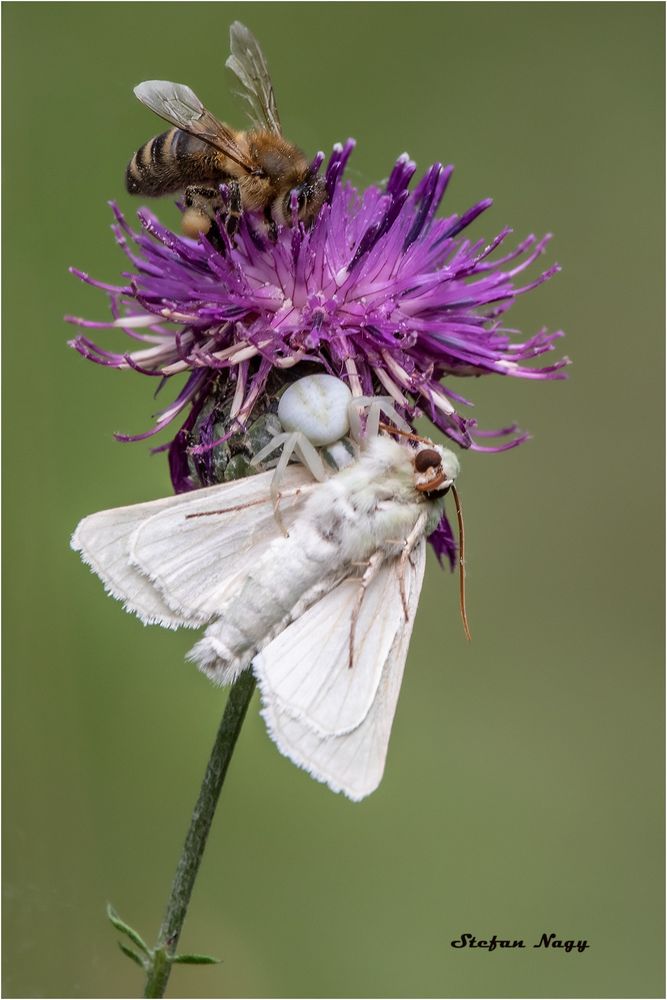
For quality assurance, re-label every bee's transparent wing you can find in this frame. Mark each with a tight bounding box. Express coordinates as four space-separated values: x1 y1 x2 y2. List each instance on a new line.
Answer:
72 467 313 628
255 540 426 801
226 22 282 135
134 80 204 130
133 80 255 171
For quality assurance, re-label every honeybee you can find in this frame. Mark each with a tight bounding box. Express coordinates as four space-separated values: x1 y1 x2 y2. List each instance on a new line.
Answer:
125 21 326 239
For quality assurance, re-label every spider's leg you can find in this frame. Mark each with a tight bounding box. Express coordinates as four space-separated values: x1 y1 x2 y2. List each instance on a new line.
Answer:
365 397 383 440
269 433 301 535
347 396 364 445
347 395 412 445
271 433 330 531
250 433 294 535
251 429 332 533
372 397 412 435
292 435 329 483
271 433 299 496
249 432 290 470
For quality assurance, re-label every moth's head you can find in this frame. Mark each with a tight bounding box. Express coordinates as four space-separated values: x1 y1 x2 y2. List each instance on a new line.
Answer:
413 444 460 498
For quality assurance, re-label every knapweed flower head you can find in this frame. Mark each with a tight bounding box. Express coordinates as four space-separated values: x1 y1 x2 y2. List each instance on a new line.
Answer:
68 140 567 563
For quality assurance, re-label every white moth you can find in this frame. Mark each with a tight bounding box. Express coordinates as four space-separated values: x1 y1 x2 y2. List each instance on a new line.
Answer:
71 377 463 801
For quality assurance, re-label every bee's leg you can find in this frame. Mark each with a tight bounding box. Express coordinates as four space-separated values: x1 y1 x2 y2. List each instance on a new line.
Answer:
225 181 243 237
263 205 278 242
182 185 224 241
348 551 385 669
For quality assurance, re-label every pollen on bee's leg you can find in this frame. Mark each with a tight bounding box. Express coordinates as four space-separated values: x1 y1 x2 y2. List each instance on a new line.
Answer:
181 209 212 238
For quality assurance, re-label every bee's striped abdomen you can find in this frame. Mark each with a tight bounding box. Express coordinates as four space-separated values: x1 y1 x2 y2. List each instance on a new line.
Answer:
125 129 224 196
126 129 180 195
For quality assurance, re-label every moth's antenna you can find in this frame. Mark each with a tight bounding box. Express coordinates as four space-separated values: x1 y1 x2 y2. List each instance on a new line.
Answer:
378 421 431 445
451 484 472 642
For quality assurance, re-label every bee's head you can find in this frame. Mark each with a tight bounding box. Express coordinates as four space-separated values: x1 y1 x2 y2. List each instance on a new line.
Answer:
280 174 326 226
413 444 460 498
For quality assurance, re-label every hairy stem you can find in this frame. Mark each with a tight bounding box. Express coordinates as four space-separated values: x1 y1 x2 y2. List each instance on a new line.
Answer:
143 670 257 998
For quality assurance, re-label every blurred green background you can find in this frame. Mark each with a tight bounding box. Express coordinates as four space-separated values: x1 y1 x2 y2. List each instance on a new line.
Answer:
3 3 664 997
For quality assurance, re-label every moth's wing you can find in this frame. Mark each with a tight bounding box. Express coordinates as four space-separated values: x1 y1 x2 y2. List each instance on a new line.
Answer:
129 466 312 622
72 490 202 628
255 540 426 800
255 555 408 737
72 467 312 627
226 22 282 134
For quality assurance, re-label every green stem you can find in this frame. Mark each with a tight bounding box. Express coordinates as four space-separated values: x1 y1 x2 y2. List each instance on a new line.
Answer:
143 670 257 998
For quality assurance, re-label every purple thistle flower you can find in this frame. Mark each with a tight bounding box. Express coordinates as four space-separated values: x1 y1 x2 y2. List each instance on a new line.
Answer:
428 512 458 572
68 141 567 447
68 141 567 564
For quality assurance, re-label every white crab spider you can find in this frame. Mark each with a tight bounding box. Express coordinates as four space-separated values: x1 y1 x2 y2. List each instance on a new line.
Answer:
249 373 413 500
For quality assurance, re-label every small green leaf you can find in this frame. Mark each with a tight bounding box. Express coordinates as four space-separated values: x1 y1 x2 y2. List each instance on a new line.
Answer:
171 953 222 965
118 942 148 969
106 903 151 956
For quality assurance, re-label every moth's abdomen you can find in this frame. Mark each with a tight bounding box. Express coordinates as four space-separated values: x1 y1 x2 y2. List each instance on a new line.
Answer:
188 524 345 684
